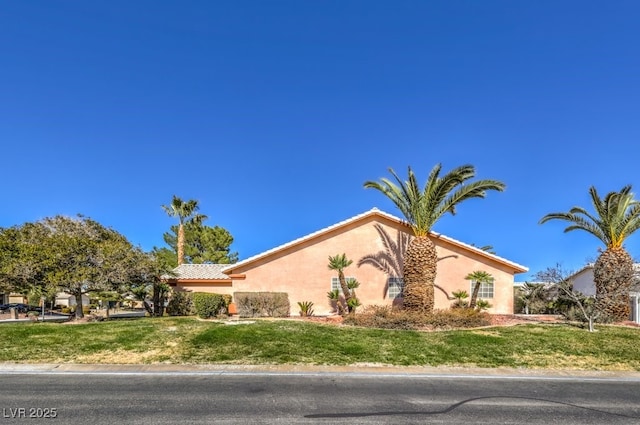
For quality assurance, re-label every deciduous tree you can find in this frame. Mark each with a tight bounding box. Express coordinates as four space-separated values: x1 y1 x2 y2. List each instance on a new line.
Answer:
1 216 159 319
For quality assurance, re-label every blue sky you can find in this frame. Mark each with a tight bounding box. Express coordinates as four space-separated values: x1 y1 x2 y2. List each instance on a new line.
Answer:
2 0 640 280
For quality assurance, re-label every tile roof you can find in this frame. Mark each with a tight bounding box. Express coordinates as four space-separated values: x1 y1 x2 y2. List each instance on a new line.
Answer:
169 263 231 280
222 208 528 274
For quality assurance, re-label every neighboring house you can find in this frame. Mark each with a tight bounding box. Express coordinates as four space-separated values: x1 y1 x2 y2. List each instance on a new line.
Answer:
55 292 90 308
569 263 640 323
167 208 528 316
1 293 28 304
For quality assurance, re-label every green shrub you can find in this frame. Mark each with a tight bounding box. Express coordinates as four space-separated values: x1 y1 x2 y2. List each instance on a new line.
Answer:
61 307 71 314
343 306 490 330
166 291 196 316
82 306 91 315
426 308 491 329
192 293 229 319
234 292 290 318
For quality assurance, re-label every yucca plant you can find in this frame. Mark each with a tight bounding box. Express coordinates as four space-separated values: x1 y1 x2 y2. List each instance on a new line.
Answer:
346 278 361 314
328 254 356 314
346 297 361 313
327 289 344 315
465 270 494 309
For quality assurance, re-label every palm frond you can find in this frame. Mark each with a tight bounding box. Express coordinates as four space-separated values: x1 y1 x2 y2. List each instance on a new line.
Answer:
541 185 640 248
365 164 504 236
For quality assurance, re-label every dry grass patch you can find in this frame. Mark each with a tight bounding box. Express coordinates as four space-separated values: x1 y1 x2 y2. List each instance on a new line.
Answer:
511 353 640 371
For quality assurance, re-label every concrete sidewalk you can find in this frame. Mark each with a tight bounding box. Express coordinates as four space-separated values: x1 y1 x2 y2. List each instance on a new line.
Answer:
2 362 640 381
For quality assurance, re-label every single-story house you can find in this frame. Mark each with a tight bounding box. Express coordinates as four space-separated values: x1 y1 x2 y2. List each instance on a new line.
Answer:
167 208 528 315
569 263 640 323
54 292 90 308
1 293 28 304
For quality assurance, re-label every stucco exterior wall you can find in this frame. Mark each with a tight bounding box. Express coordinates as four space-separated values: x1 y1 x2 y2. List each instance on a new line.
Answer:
571 267 596 296
221 215 520 315
430 236 517 315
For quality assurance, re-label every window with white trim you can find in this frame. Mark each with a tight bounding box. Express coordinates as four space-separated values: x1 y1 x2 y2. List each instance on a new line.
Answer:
331 277 355 292
387 277 404 299
470 279 494 299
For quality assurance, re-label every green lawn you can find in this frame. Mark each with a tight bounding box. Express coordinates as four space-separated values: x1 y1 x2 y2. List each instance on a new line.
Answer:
2 317 639 370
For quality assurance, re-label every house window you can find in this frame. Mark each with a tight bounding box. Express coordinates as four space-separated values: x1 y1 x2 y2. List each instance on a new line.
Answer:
388 277 404 299
470 279 494 299
331 277 355 292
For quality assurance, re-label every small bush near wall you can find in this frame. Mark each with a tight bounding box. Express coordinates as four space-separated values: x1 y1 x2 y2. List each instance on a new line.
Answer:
192 293 230 319
343 305 490 330
166 291 196 316
234 292 290 318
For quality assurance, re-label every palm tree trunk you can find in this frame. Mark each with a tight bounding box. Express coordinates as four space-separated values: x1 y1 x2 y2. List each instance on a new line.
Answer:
177 223 185 265
594 247 633 321
338 271 353 314
403 236 436 313
469 282 481 309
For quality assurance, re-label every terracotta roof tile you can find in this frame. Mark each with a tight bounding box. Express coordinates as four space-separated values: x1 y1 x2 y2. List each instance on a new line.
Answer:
169 263 230 280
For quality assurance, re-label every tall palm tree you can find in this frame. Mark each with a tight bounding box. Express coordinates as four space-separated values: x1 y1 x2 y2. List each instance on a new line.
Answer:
465 270 493 309
364 164 505 313
162 195 207 265
328 253 355 314
540 185 640 321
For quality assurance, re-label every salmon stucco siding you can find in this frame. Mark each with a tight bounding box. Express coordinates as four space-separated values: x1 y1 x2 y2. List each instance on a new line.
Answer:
169 209 528 316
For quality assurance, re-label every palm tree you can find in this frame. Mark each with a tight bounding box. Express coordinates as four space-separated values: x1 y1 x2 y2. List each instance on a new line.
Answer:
328 253 355 314
540 185 640 321
518 282 548 315
364 164 505 313
465 270 493 309
162 195 207 265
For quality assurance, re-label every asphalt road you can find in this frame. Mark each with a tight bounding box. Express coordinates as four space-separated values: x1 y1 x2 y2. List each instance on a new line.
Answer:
1 371 639 424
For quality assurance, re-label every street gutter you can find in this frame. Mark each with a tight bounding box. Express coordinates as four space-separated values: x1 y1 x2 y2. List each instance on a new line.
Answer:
1 363 640 381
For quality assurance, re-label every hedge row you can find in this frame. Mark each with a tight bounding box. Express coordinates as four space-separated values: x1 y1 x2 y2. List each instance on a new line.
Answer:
233 292 290 318
343 305 490 330
167 291 231 318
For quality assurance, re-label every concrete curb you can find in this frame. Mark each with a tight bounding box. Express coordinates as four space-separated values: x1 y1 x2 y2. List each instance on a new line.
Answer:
2 362 640 381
